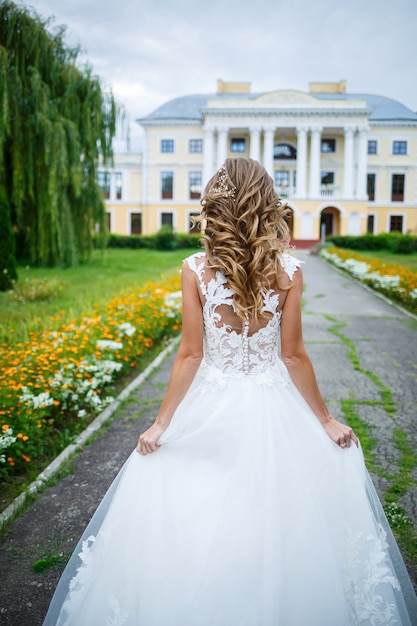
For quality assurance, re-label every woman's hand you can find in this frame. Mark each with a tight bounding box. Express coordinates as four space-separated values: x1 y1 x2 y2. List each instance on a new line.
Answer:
136 421 168 456
322 416 359 449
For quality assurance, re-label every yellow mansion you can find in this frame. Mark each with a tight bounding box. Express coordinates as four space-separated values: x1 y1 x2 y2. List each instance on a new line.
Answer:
100 80 417 244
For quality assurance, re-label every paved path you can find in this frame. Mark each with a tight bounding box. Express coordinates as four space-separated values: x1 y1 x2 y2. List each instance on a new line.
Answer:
1 255 416 625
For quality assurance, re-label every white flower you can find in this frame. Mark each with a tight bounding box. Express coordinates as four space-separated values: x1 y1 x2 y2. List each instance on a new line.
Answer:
19 387 55 409
161 291 182 317
118 322 136 337
0 428 17 464
321 250 403 298
96 340 123 351
365 272 400 289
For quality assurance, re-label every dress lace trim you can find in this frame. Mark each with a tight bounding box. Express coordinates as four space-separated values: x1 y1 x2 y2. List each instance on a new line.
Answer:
344 524 401 624
185 252 301 386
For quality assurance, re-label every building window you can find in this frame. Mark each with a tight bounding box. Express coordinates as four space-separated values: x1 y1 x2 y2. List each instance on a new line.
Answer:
115 172 122 200
189 139 203 153
391 174 405 201
97 171 110 199
393 141 407 155
389 215 403 233
274 143 296 159
321 172 334 196
161 212 174 228
367 174 376 201
275 171 290 186
367 140 377 155
161 171 173 199
321 171 334 186
367 215 375 234
130 213 142 235
230 137 246 153
106 212 111 232
188 212 200 233
161 139 174 153
321 138 336 153
274 171 290 193
189 171 202 199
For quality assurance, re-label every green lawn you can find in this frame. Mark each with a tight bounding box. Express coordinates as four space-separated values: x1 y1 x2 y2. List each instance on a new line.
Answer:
1 248 199 343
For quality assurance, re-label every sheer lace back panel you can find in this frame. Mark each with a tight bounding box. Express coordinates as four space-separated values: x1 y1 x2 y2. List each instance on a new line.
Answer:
186 252 301 385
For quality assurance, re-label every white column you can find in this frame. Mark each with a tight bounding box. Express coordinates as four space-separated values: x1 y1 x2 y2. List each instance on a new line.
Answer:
295 127 307 198
309 127 322 198
262 126 275 178
356 127 368 200
250 126 261 162
141 131 148 204
343 127 355 199
216 127 228 168
203 126 216 185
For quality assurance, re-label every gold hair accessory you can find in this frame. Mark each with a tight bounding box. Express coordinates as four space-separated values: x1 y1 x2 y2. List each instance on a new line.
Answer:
210 166 236 198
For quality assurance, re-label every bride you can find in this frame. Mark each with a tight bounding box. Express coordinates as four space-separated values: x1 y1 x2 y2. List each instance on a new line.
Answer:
44 158 417 625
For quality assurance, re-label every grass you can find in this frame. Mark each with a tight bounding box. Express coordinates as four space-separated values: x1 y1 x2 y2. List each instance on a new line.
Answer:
0 248 198 343
32 533 72 573
320 313 417 563
0 248 193 508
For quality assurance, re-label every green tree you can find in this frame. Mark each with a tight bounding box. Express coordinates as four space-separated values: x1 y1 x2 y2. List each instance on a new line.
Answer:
0 1 119 267
0 188 17 290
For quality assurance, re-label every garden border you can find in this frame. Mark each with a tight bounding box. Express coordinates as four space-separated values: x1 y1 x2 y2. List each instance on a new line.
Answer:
319 254 417 322
0 335 180 529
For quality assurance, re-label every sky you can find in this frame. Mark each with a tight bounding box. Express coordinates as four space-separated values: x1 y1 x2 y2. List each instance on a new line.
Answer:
24 0 417 148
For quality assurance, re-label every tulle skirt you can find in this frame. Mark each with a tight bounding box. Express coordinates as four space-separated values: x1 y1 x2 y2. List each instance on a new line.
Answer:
44 364 417 625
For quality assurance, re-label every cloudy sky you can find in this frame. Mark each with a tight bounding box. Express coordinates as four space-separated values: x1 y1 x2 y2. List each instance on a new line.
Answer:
25 0 417 145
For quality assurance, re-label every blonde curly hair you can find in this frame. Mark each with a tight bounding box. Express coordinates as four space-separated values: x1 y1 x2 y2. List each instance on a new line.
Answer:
196 158 292 321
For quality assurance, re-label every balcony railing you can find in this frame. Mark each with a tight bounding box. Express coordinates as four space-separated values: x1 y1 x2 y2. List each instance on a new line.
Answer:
275 185 296 198
320 185 335 197
274 184 343 199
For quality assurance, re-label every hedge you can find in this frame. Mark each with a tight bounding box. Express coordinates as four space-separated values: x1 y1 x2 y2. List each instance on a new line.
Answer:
95 227 202 251
326 233 417 254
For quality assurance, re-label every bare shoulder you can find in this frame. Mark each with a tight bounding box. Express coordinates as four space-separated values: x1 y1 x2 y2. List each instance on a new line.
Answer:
182 251 206 273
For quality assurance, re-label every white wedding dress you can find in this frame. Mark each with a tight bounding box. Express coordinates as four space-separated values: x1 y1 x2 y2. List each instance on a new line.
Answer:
44 252 417 626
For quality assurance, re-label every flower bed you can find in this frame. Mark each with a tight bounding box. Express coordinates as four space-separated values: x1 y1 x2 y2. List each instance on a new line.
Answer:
0 276 182 479
320 247 417 314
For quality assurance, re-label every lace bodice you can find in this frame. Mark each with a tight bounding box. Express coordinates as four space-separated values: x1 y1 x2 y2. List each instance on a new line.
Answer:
186 252 301 386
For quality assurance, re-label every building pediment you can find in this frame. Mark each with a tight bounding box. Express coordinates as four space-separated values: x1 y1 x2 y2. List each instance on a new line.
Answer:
255 90 319 107
254 90 368 111
205 90 368 119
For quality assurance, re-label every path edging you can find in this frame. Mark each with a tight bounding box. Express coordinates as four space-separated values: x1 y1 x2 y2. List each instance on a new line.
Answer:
319 255 417 321
0 336 180 530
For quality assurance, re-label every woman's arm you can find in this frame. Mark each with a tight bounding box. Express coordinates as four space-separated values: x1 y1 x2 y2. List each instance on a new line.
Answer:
280 267 358 448
137 261 204 455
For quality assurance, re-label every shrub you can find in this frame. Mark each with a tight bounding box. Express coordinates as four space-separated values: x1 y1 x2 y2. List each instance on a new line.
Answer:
10 277 66 302
105 234 149 249
95 231 202 251
388 235 416 254
326 233 417 253
154 225 178 250
175 232 202 249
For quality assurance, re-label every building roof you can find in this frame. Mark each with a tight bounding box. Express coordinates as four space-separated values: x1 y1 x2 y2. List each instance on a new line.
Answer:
313 93 417 122
138 91 417 124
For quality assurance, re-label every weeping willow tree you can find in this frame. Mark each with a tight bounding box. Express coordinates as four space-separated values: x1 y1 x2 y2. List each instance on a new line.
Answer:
0 1 118 269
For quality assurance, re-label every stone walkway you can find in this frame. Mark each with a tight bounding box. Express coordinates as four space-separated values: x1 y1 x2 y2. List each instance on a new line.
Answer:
0 254 416 625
